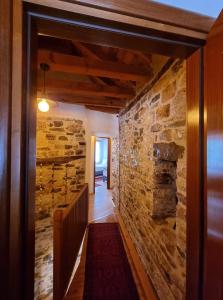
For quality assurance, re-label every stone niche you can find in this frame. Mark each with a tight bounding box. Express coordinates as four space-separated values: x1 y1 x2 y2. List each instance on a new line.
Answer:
152 142 184 218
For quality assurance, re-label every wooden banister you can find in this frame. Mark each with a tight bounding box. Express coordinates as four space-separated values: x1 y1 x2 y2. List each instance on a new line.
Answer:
53 184 89 300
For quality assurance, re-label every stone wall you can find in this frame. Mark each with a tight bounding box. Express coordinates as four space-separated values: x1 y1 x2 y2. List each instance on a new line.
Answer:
118 59 186 299
111 136 119 207
35 116 86 300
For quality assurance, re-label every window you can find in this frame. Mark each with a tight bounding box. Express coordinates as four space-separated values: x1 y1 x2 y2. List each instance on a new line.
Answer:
95 141 101 163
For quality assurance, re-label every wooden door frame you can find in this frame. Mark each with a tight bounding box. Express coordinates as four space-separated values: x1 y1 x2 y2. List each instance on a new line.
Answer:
186 49 205 300
2 2 206 299
94 137 111 192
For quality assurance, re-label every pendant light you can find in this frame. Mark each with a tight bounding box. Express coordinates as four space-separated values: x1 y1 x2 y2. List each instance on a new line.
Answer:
38 63 50 112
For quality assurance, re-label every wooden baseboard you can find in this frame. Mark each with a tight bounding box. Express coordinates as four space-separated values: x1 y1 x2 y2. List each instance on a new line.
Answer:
116 210 158 300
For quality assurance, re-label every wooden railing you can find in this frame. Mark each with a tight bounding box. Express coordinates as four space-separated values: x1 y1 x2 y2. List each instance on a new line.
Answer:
53 184 89 300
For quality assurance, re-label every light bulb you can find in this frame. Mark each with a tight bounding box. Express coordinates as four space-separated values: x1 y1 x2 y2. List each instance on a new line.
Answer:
38 98 49 112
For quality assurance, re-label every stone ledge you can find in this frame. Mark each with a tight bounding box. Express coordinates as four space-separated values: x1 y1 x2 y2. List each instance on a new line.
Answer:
37 155 86 166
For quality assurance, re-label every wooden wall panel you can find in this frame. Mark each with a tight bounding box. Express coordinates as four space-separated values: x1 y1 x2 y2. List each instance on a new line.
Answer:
9 1 23 299
0 1 13 298
186 49 204 300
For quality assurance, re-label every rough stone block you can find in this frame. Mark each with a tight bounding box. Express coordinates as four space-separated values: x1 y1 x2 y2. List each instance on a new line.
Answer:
156 104 170 120
151 123 162 132
159 129 173 141
162 81 176 102
152 188 177 218
153 142 185 162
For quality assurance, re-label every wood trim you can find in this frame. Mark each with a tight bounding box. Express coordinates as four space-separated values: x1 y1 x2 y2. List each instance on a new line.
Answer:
107 138 111 189
186 48 204 300
93 136 96 194
21 3 206 59
35 17 203 59
116 211 158 300
9 1 23 299
203 12 223 299
22 10 38 300
24 0 213 39
0 0 13 299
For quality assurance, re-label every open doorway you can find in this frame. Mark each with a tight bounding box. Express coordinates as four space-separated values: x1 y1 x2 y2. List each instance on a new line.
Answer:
18 3 208 300
94 137 111 192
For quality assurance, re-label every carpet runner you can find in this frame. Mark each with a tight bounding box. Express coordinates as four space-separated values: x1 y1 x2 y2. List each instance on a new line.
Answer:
83 223 140 300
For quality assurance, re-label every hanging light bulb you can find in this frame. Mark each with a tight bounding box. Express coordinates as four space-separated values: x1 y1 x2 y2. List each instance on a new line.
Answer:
38 63 50 112
38 98 49 112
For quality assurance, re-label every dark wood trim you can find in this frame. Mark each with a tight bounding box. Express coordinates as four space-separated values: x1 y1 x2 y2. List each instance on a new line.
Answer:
0 1 13 299
25 3 205 59
22 9 38 300
203 12 223 299
107 138 111 190
93 136 96 194
186 48 204 300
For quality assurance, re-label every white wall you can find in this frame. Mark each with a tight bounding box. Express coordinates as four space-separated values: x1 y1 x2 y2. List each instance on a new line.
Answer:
38 101 119 193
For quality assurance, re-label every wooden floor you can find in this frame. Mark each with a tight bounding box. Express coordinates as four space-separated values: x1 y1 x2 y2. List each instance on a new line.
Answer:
64 183 156 300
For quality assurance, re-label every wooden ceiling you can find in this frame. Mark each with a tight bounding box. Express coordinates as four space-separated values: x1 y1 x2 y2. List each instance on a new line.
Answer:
37 35 154 114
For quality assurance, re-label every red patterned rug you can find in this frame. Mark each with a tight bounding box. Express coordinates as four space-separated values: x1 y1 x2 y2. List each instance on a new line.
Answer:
83 223 139 300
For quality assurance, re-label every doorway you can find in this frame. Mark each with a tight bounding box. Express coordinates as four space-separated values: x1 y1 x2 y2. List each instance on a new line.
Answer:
18 3 207 300
94 137 111 192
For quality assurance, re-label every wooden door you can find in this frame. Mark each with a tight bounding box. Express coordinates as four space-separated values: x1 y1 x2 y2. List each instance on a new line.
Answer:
203 10 223 300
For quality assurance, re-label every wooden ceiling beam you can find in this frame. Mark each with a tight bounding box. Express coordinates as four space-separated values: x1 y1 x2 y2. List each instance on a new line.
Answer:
38 92 126 108
37 78 135 99
72 41 100 61
38 50 152 82
72 41 118 86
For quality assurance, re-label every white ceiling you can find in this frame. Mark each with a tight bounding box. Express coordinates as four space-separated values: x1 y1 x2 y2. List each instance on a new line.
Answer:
153 0 222 18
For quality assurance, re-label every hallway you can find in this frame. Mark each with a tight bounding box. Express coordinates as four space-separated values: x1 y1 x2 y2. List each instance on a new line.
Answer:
89 181 116 223
64 188 154 300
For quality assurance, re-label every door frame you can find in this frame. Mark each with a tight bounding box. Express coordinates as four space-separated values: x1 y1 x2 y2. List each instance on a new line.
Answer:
93 137 111 192
4 2 206 299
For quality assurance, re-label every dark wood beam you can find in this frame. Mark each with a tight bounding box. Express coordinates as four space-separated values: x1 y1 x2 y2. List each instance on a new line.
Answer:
36 15 204 59
38 35 76 55
39 92 126 108
38 78 134 99
86 105 120 114
72 41 100 61
38 50 151 82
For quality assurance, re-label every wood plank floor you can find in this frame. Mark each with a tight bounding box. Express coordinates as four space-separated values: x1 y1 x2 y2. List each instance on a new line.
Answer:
64 183 154 300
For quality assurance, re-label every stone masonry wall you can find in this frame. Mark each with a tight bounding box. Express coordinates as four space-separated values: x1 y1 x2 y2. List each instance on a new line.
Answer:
119 60 186 299
112 136 119 207
35 116 86 300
